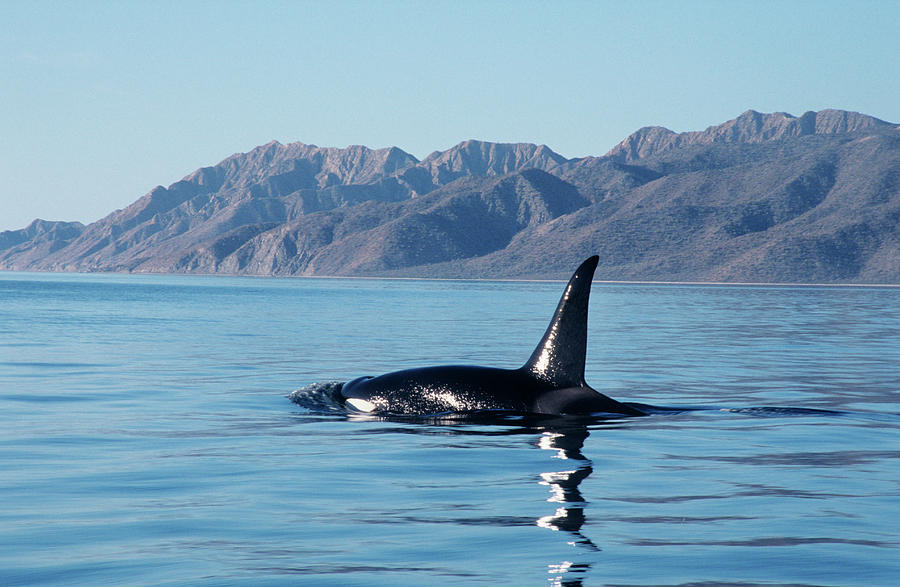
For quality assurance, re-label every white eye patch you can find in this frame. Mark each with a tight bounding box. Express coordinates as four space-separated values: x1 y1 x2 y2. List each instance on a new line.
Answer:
345 398 377 413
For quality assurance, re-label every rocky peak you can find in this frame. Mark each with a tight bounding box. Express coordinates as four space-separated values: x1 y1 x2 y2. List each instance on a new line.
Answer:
0 219 85 252
809 109 893 134
601 126 677 162
606 109 895 162
179 141 420 195
420 140 567 185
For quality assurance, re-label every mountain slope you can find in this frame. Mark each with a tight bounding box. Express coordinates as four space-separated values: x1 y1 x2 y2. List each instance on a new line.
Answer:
1 109 898 283
449 130 900 282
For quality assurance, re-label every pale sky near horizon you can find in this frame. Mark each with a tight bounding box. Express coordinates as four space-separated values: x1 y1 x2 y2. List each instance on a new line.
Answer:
1 0 898 232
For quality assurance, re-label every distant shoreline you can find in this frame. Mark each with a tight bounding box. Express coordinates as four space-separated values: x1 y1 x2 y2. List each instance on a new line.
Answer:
3 268 899 288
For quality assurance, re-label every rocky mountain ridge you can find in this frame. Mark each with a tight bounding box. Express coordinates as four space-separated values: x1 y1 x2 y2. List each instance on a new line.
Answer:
2 109 898 282
605 109 896 162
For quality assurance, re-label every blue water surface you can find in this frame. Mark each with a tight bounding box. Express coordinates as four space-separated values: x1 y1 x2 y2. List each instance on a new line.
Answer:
0 272 898 585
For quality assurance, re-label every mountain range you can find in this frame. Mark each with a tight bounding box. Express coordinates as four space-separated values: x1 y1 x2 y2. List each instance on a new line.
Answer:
2 109 898 282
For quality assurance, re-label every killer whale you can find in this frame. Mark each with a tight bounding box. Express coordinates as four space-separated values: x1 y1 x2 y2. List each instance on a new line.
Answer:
338 256 646 417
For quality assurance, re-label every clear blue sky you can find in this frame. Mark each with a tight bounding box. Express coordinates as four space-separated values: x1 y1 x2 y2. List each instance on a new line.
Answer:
2 0 898 232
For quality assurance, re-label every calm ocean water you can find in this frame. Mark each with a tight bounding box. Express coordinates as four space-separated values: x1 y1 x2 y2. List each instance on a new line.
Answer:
1 271 898 586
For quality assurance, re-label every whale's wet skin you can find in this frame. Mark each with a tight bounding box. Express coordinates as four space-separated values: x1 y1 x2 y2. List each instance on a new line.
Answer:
334 256 647 417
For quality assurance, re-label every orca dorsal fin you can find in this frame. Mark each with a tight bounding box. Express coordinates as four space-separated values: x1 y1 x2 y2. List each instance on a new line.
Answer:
522 255 599 387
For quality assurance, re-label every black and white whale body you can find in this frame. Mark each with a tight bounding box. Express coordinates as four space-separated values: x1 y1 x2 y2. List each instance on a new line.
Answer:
338 256 646 417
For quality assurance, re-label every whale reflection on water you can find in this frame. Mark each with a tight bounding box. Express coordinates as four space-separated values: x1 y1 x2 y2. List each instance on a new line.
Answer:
535 424 600 587
317 410 615 585
536 426 598 550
